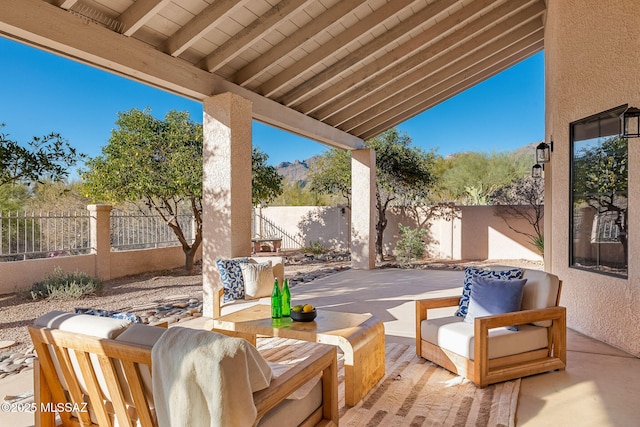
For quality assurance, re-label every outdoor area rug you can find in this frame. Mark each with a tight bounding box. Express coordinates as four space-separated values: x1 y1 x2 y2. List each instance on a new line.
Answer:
258 338 520 427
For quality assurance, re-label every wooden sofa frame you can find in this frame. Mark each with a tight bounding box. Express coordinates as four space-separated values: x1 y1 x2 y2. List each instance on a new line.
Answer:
28 325 339 427
415 281 566 388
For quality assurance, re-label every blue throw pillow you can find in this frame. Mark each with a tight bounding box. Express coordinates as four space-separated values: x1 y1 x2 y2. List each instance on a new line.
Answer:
455 267 523 318
464 276 527 331
215 258 249 302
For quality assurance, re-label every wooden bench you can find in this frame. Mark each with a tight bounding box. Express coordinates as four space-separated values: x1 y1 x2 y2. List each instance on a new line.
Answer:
29 311 339 426
251 237 282 253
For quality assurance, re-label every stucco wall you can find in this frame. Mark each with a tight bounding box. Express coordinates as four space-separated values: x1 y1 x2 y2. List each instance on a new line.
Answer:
0 245 201 295
109 246 200 279
257 206 351 250
0 254 96 295
546 0 640 355
261 205 542 261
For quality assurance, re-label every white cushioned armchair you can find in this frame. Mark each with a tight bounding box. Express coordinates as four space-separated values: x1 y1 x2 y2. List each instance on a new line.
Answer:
214 256 285 318
415 269 566 387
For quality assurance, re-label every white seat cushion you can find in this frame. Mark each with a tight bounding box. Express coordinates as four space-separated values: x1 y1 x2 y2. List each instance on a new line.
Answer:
34 310 131 338
421 316 548 361
33 311 134 423
521 270 561 326
257 375 322 427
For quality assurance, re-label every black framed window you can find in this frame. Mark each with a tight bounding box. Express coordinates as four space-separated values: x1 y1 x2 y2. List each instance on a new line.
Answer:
570 106 628 277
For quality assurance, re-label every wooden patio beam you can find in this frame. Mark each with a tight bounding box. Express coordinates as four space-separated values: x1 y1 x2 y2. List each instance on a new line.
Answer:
357 38 544 139
303 0 539 119
256 0 415 97
279 0 460 107
198 0 311 73
331 12 544 130
233 0 367 86
119 0 172 37
0 0 363 150
348 27 543 135
162 0 246 57
53 0 79 9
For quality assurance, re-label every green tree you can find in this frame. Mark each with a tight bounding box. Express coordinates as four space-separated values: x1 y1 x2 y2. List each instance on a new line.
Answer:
83 108 283 274
252 147 283 206
0 124 84 188
82 108 203 274
25 180 89 212
369 129 437 260
0 183 29 212
309 128 437 261
308 149 351 206
435 150 532 204
272 181 331 206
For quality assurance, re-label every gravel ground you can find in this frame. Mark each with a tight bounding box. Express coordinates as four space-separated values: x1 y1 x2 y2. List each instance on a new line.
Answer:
0 252 350 357
0 253 540 360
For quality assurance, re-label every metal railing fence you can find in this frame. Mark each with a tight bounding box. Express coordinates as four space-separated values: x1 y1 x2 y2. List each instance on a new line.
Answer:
110 210 195 250
252 209 304 249
0 211 90 261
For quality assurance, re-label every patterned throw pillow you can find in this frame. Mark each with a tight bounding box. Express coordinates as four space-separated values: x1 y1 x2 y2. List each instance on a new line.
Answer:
74 308 141 323
455 267 524 318
215 258 249 303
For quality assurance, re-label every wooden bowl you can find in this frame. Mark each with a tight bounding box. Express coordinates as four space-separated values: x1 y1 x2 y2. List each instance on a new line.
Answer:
290 308 317 322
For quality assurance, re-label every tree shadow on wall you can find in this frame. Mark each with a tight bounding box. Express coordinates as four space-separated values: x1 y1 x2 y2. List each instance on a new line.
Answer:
297 206 350 251
389 204 461 258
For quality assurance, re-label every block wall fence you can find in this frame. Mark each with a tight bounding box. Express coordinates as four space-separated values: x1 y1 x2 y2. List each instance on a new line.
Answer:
0 203 540 295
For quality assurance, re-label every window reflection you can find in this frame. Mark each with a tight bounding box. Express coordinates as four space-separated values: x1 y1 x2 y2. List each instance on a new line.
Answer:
570 108 628 277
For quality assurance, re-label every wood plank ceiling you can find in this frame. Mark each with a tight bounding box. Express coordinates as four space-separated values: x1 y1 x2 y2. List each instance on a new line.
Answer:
1 0 545 146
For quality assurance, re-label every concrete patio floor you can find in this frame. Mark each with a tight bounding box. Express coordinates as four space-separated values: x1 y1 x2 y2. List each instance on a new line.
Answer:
2 268 638 426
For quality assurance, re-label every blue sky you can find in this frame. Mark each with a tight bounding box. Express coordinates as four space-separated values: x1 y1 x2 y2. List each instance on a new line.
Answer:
0 37 544 168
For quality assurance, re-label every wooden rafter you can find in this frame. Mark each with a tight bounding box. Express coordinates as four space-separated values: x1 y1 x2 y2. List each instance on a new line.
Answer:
0 0 547 145
344 24 544 134
360 41 544 140
297 0 513 118
233 0 367 86
198 0 312 73
163 0 248 57
119 0 172 37
328 7 545 129
278 0 461 107
255 0 416 97
357 35 544 139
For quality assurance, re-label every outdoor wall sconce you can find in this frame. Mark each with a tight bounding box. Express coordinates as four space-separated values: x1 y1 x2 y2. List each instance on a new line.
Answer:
621 106 640 138
532 140 553 178
535 141 553 164
531 163 543 178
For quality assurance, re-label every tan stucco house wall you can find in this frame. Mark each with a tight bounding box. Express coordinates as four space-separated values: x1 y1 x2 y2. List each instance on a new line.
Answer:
545 0 640 355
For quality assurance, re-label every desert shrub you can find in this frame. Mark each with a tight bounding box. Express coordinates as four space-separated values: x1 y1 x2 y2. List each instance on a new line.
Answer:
395 224 426 263
302 240 328 255
532 234 544 255
30 267 102 300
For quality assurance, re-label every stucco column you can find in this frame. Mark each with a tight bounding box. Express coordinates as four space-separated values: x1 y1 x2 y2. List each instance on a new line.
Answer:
202 92 253 317
351 149 376 269
87 204 112 280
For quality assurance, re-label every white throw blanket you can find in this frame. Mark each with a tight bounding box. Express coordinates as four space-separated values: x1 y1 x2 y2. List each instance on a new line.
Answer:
152 327 273 427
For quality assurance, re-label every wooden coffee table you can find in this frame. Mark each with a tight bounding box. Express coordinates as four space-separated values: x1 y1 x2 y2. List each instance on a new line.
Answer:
212 304 385 406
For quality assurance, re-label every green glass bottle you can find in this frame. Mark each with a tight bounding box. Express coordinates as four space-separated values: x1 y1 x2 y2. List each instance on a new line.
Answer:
271 278 282 319
281 279 291 317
